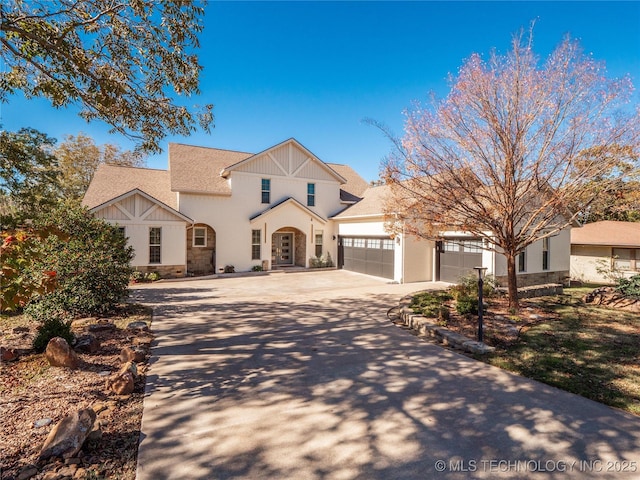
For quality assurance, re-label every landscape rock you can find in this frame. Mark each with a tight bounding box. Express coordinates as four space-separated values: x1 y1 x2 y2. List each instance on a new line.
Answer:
1 345 19 362
88 321 116 333
38 409 96 461
45 337 79 369
74 334 100 354
12 326 30 333
132 334 154 347
34 418 53 428
17 465 39 480
126 321 149 332
105 362 137 395
119 345 146 363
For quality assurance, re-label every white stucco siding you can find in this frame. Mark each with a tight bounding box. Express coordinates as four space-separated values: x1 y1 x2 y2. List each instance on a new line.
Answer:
570 245 613 284
336 219 388 236
124 223 186 267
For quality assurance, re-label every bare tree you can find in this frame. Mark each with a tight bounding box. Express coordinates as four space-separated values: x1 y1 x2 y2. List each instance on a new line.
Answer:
382 32 640 309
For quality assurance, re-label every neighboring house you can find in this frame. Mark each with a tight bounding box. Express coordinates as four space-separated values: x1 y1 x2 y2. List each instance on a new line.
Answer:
83 138 571 286
571 220 640 284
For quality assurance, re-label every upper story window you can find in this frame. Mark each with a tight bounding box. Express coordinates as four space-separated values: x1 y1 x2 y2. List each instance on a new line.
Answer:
193 227 206 247
261 178 271 204
542 237 550 271
307 183 315 207
149 227 161 264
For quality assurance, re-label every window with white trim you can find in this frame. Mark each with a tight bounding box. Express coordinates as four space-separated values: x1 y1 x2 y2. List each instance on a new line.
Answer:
251 230 261 260
382 239 394 250
149 227 161 264
542 237 550 271
314 231 323 257
193 227 206 247
353 238 365 248
261 178 270 204
307 183 315 207
518 251 526 272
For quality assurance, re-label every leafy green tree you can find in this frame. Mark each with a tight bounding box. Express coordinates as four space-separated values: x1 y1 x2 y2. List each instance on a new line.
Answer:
55 132 145 200
0 128 60 224
22 201 134 317
1 1 214 153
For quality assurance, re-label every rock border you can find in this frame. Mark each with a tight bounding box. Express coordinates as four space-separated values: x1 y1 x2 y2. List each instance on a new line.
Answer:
395 294 495 355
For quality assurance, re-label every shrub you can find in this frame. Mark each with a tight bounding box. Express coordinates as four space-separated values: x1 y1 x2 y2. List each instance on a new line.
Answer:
309 252 334 268
410 291 453 314
617 274 640 299
32 317 74 353
251 265 263 272
223 265 235 273
455 294 479 315
146 272 161 282
22 201 134 318
451 273 498 300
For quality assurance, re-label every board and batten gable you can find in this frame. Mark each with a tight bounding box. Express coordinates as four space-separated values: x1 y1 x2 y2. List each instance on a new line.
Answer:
90 190 191 276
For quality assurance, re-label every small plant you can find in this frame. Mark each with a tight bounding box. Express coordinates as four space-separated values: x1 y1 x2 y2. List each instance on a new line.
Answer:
145 272 160 282
437 305 450 325
595 257 626 284
33 317 74 353
452 273 499 299
309 252 334 268
223 265 235 273
616 274 640 299
455 294 478 315
130 271 145 283
251 265 263 272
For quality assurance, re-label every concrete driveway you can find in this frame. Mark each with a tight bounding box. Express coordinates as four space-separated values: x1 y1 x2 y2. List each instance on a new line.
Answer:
133 270 640 480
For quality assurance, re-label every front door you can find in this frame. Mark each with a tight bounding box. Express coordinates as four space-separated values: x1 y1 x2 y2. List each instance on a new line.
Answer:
272 233 294 266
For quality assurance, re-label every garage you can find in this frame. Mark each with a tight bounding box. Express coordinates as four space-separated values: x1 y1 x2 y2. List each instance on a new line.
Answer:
438 238 483 283
339 236 395 279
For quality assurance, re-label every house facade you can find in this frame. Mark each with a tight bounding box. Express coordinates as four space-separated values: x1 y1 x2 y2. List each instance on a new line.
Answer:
83 138 571 285
571 220 640 284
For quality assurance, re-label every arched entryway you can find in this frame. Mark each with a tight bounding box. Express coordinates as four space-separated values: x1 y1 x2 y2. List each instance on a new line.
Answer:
272 227 306 268
187 223 216 275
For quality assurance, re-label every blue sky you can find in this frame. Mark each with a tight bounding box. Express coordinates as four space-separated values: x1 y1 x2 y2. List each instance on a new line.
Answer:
2 1 639 182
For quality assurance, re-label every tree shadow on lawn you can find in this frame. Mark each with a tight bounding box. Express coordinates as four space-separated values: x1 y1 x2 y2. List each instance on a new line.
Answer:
133 288 640 480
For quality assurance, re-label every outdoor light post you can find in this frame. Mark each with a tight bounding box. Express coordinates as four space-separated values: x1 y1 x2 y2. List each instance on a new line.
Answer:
473 267 488 343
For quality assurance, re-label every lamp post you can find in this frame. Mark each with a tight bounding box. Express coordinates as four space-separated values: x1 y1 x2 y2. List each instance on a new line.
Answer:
473 267 488 343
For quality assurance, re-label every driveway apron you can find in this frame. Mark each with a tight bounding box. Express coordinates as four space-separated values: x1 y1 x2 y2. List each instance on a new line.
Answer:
133 271 640 480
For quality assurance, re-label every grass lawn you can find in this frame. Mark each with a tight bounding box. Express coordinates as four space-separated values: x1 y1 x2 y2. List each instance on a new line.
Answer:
477 287 640 415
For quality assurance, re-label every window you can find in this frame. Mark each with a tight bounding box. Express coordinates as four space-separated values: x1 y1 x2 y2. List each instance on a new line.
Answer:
542 237 550 271
343 238 353 247
314 231 323 257
261 178 270 204
353 238 366 248
613 248 638 272
251 230 261 260
382 239 395 250
518 251 526 272
117 227 126 238
307 183 315 207
463 240 483 253
149 227 161 264
193 227 206 247
444 241 459 252
368 239 381 249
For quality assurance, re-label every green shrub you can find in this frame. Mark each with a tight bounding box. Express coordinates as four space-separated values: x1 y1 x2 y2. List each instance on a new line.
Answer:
251 265 263 272
32 317 74 353
146 272 161 282
23 201 134 317
223 265 235 273
438 305 450 323
131 271 145 283
455 294 479 315
310 252 334 268
452 273 498 299
617 274 640 299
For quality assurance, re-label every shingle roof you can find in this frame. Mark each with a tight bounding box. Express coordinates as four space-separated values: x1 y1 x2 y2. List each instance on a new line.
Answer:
571 221 640 247
326 163 370 202
169 143 252 195
82 164 176 210
332 184 391 218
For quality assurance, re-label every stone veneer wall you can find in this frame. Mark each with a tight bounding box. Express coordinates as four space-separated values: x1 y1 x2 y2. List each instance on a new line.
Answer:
495 270 570 288
133 265 185 279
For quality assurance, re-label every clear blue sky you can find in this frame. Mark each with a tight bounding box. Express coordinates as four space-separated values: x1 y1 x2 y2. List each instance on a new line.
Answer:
2 1 639 182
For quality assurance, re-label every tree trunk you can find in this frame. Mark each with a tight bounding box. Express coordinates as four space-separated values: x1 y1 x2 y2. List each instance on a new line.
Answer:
506 253 519 311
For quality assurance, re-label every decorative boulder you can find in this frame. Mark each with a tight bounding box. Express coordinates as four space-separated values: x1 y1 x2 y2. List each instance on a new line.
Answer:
119 346 146 363
126 321 149 332
74 334 100 354
38 409 96 461
45 337 79 369
1 346 18 362
106 362 137 395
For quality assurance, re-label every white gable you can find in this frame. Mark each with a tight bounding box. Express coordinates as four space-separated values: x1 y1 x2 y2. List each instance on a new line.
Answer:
91 190 191 224
223 139 346 183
